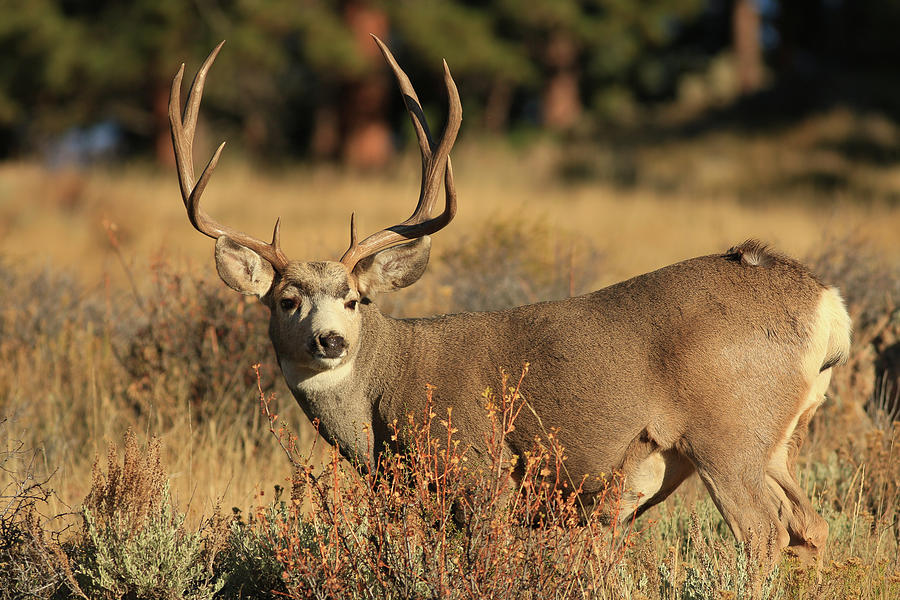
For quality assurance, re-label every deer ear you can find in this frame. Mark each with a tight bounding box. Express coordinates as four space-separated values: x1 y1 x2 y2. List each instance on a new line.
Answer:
353 236 431 296
215 236 276 297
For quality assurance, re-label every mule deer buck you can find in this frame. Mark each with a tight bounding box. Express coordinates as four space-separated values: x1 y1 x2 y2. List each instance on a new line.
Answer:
170 39 850 568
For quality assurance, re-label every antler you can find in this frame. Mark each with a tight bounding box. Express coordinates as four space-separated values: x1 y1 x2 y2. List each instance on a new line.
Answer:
170 41 289 272
339 35 462 272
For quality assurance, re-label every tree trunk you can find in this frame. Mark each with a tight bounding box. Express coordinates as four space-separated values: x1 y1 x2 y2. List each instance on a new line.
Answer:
153 81 175 166
733 0 763 94
340 0 391 168
542 32 581 131
483 78 513 132
242 111 269 156
311 104 340 160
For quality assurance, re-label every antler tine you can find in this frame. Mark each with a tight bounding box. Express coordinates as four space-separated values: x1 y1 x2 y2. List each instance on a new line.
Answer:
169 41 223 203
340 38 462 272
169 42 289 272
372 35 434 163
420 59 461 214
372 36 462 223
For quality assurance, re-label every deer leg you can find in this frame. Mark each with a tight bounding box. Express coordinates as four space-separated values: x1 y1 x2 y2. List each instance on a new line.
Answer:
695 464 790 574
765 400 829 565
766 466 828 566
691 459 789 600
629 449 695 521
614 432 695 522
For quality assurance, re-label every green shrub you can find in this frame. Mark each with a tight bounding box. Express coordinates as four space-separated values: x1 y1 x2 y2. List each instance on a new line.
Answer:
72 431 223 600
214 500 291 599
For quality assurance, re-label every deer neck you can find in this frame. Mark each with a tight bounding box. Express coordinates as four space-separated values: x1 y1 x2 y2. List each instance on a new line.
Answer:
277 303 411 464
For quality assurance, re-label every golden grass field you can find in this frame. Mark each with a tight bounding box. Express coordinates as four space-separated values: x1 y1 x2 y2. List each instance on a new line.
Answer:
1 110 900 597
5 111 900 287
2 130 900 514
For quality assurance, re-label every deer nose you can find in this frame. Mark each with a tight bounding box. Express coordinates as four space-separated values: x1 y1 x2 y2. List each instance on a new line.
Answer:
314 332 346 359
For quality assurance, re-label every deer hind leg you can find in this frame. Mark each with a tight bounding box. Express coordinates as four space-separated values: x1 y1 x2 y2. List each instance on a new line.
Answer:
765 370 832 565
632 450 695 520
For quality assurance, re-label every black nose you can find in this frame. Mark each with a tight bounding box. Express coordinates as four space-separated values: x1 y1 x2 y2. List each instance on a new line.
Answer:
314 332 346 359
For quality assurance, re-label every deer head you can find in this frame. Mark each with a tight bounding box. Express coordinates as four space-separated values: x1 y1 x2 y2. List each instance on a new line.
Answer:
169 38 461 376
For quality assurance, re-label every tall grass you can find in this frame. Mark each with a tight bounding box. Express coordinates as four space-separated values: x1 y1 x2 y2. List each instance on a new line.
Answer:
0 252 302 526
3 361 898 598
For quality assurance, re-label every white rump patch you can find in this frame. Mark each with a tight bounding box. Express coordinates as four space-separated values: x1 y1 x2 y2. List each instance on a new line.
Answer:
822 286 852 367
771 286 851 482
801 286 851 379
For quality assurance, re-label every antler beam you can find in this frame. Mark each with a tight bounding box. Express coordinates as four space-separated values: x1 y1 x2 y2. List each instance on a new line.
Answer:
339 35 462 272
169 41 289 271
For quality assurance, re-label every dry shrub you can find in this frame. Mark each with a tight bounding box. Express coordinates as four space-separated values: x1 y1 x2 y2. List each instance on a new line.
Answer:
852 423 900 546
0 419 76 599
0 259 106 344
0 252 283 480
73 430 224 600
118 260 277 427
253 366 637 600
824 423 900 552
437 219 605 313
81 430 167 532
1 422 54 558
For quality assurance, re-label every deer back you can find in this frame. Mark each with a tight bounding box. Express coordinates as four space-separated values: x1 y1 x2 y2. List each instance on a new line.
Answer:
367 243 844 487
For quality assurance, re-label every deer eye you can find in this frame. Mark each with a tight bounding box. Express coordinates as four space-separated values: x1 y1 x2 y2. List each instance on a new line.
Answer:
345 299 358 311
280 298 298 311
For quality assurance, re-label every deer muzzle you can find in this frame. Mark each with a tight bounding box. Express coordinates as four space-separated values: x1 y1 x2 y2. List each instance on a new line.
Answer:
310 332 347 360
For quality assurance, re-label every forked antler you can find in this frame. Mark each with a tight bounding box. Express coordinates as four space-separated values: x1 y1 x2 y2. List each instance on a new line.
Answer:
171 39 461 274
339 35 462 272
169 41 289 271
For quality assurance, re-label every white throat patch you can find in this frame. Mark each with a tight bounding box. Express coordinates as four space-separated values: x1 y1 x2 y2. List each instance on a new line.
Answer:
281 358 354 395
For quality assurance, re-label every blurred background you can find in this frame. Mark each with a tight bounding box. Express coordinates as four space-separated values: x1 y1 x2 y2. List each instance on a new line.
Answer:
4 0 900 170
2 0 899 277
1 0 900 529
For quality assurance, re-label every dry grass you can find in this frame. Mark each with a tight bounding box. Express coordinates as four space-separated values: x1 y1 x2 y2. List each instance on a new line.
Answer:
3 113 900 289
0 253 303 528
1 111 900 597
